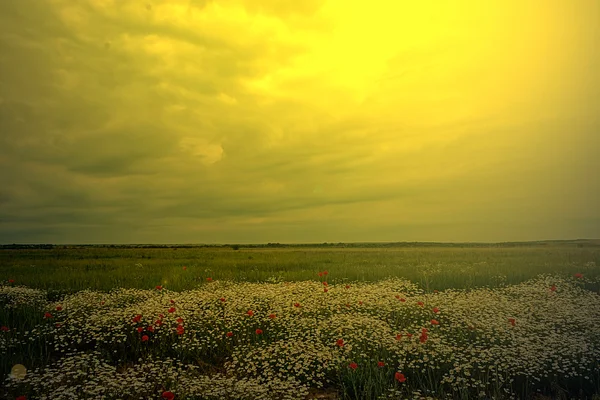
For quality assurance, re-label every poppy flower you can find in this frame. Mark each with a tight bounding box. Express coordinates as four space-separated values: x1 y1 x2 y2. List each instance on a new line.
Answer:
176 325 184 335
395 372 406 382
406 333 413 338
359 301 363 305
8 279 15 284
226 331 233 337
182 266 187 270
345 285 350 289
419 332 428 343
16 396 26 400
395 295 400 299
168 307 176 313
318 272 323 277
417 301 424 307
432 307 439 313
323 270 328 275
255 329 263 335
156 285 163 290
348 362 358 370
55 323 62 328
176 317 184 324
56 305 63 311
159 314 165 319
377 361 385 367
220 297 226 302
399 298 406 302
574 273 583 279
336 338 344 347
345 303 350 308
294 302 301 308
44 312 52 319
141 335 149 342
508 318 516 326
395 333 402 341
100 301 105 305
324 288 328 293
206 277 213 282
550 285 557 292
269 313 276 319
0 326 9 332
431 319 439 325
433 290 439 294
322 281 328 286
147 326 155 333
137 327 144 333
162 392 175 400
155 319 163 326
132 314 142 323
247 310 254 317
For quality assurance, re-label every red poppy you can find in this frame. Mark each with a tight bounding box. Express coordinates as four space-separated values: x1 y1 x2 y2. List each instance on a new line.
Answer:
220 297 226 302
56 305 63 311
377 361 385 367
255 329 263 335
395 295 400 299
348 362 358 370
100 301 105 305
318 272 323 277
137 327 144 333
432 307 439 313
269 313 276 319
406 333 413 338
395 372 406 382
431 319 439 325
417 301 424 307
336 338 344 347
132 314 142 323
345 303 350 308
294 302 301 308
156 285 163 290
508 318 516 326
147 326 155 333
206 277 213 282
247 310 254 317
359 301 363 305
55 323 62 328
8 279 15 284
421 328 428 333
323 271 328 275
155 319 163 326
324 288 328 293
399 298 406 302
0 326 9 332
574 273 583 279
550 285 557 292
176 317 184 324
168 307 176 313
182 266 187 270
44 312 52 319
159 314 165 319
419 332 428 343
433 290 439 294
176 325 185 335
16 396 27 400
395 333 402 341
322 281 328 286
162 392 175 400
345 285 350 289
141 335 149 342
226 331 233 337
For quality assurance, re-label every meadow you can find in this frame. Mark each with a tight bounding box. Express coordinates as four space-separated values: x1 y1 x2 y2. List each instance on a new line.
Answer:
1 242 600 399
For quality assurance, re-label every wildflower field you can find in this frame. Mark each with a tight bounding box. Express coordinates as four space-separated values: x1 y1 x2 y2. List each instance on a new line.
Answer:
1 243 600 399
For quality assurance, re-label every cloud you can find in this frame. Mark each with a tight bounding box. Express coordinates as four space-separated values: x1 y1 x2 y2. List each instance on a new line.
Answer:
0 0 598 243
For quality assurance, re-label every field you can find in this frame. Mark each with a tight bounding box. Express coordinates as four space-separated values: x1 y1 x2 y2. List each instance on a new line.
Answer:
1 242 600 399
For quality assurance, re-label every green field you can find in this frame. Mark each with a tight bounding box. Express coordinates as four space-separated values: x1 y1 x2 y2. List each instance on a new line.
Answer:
1 242 600 399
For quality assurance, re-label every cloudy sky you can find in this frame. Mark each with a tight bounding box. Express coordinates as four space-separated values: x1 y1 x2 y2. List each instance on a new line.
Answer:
0 0 598 244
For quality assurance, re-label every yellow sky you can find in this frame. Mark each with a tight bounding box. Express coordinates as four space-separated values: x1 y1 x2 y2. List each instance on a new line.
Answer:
0 0 598 243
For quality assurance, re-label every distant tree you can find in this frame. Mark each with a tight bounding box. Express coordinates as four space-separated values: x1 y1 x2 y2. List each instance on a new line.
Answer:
231 245 240 250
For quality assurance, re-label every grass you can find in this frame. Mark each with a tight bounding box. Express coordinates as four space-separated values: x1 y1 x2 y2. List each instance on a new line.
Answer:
1 242 600 399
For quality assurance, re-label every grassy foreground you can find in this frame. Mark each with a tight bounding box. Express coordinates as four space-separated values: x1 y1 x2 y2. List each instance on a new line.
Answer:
1 243 600 399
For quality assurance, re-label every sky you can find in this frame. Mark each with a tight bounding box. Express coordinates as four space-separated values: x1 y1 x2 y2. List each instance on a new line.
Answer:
0 0 599 244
